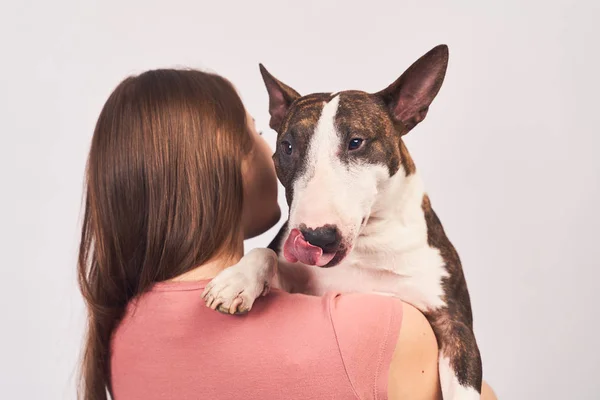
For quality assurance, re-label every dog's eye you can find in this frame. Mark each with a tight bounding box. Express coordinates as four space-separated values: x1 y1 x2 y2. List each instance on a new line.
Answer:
348 138 364 151
281 140 293 155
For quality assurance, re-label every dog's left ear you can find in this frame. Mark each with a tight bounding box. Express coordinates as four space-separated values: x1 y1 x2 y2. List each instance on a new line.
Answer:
376 44 449 134
259 64 301 133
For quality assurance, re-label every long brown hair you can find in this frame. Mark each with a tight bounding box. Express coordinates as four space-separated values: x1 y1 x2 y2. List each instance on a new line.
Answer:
78 69 252 399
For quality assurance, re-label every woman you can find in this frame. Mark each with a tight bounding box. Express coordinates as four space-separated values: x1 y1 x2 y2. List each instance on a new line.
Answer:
78 69 496 399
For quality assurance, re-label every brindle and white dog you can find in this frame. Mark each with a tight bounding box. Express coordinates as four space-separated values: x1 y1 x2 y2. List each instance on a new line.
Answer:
203 45 482 399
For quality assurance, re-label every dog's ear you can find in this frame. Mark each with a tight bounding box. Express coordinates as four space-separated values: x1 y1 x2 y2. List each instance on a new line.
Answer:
259 64 301 132
376 44 449 134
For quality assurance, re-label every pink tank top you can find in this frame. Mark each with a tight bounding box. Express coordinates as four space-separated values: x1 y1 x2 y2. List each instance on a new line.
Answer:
111 279 403 400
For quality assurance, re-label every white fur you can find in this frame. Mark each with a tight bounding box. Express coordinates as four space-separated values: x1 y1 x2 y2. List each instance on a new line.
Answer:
283 170 448 311
289 95 389 249
348 171 449 310
439 356 481 400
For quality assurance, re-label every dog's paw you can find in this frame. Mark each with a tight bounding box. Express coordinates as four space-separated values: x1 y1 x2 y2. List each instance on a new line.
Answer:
201 248 276 315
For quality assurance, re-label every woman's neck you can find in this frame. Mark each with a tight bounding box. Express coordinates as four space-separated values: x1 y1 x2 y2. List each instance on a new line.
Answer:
169 239 244 282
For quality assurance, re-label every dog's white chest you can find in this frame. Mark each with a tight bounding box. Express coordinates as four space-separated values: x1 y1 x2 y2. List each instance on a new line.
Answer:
299 237 449 312
339 242 449 311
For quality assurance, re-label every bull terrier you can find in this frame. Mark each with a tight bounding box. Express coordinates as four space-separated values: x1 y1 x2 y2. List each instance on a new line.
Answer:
203 44 483 399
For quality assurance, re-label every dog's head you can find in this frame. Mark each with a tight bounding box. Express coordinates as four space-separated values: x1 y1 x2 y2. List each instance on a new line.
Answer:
261 45 448 267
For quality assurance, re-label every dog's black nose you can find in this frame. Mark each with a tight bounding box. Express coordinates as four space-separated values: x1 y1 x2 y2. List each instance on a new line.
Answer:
300 225 341 252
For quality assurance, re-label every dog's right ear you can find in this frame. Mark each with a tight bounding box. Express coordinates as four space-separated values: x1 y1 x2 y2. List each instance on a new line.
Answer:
376 44 449 134
259 64 301 133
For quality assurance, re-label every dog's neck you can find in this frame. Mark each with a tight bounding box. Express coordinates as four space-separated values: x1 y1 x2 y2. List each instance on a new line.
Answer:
376 169 425 220
357 167 430 254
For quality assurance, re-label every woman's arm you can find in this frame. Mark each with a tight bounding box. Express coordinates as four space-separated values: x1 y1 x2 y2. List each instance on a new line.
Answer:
389 303 497 400
482 382 498 400
388 302 441 399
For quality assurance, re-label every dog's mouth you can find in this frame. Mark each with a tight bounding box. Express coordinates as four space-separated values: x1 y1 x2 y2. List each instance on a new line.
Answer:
283 228 347 268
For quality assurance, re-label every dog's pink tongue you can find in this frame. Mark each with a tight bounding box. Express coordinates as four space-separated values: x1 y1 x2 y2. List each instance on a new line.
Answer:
283 229 335 267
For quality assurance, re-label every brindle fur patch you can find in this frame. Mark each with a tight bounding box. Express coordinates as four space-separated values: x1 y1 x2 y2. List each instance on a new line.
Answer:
334 91 401 175
273 93 331 205
270 90 409 266
421 195 482 390
274 90 417 182
268 221 288 253
398 139 416 175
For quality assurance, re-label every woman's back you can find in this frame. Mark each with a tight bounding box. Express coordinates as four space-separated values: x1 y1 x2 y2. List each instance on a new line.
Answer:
111 280 403 400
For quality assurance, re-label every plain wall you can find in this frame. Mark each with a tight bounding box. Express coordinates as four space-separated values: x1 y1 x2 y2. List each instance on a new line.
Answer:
1 0 599 398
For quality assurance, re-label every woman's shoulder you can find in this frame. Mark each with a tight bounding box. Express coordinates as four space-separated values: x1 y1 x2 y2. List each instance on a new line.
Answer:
322 292 403 399
264 290 405 332
251 290 417 398
327 291 404 321
326 291 433 338
270 290 434 400
325 292 440 400
267 289 421 342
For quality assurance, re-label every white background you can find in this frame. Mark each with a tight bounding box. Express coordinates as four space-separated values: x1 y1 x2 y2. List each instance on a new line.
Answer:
1 0 599 399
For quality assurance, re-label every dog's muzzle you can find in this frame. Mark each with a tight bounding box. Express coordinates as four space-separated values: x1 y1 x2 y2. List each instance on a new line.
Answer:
283 226 342 267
